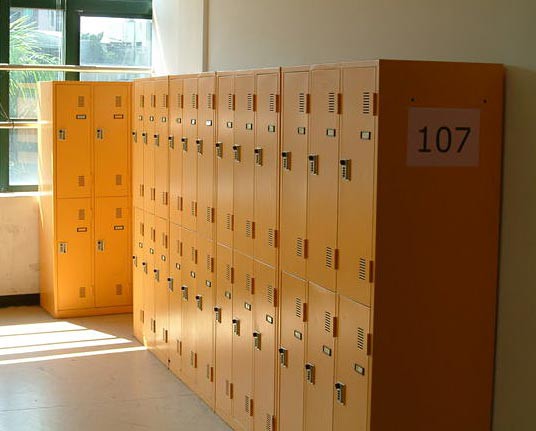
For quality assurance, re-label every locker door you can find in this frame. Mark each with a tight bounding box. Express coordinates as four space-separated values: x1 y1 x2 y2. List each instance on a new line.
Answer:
94 83 129 197
143 211 156 349
133 207 145 341
254 72 280 267
197 74 217 240
154 216 170 365
56 198 94 310
216 75 234 248
168 222 183 377
232 250 254 430
181 227 198 388
233 73 256 257
132 81 145 209
55 84 92 198
279 272 307 431
215 244 234 420
253 261 278 431
182 78 199 231
155 78 170 220
281 70 310 279
196 236 216 405
338 66 377 306
333 296 371 431
307 67 341 292
94 197 131 307
169 78 184 225
143 80 156 214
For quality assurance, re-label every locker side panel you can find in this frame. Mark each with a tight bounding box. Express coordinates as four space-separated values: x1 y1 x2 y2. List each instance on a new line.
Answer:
168 222 183 377
182 78 199 232
169 78 184 226
154 216 170 365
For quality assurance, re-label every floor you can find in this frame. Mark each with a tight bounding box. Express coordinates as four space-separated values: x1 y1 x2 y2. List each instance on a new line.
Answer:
0 306 231 431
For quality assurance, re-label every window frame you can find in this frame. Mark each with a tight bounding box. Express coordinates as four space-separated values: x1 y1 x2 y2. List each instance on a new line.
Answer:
0 0 152 192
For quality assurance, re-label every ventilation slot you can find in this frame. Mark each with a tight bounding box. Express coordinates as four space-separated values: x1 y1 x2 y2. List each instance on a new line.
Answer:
247 93 255 111
359 258 367 281
78 176 85 187
269 94 278 112
115 208 123 219
245 274 253 293
324 311 332 333
225 213 233 231
296 237 305 258
357 327 365 350
191 93 198 109
245 396 251 414
325 247 337 269
227 93 235 111
139 95 145 108
78 209 86 221
116 284 123 296
225 264 233 282
115 174 123 186
245 220 254 238
207 255 214 273
363 92 371 115
79 286 86 298
206 207 214 223
267 285 274 305
265 414 274 431
77 96 85 108
177 94 183 109
328 92 336 113
207 93 214 109
295 298 303 319
162 94 168 108
298 93 308 114
115 96 122 107
191 247 197 263
268 228 277 248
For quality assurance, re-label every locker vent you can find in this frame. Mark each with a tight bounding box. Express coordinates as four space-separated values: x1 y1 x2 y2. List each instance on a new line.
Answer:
363 92 371 115
324 311 332 333
266 414 274 431
191 201 197 217
178 196 183 211
325 247 337 269
178 240 183 256
296 237 306 258
359 257 367 281
298 93 308 114
78 176 85 187
191 247 197 263
115 174 123 186
116 208 123 219
162 94 168 108
328 92 336 113
191 93 198 109
357 327 365 350
206 207 214 223
78 209 86 221
247 93 255 111
139 95 145 108
227 93 235 111
245 396 253 415
268 228 277 248
177 94 184 109
116 284 123 296
295 298 303 319
267 285 274 305
207 93 215 109
245 220 255 238
225 264 233 282
269 94 278 112
207 255 214 273
246 274 254 293
225 213 233 231
115 96 122 107
77 96 85 108
140 222 144 236
79 286 86 298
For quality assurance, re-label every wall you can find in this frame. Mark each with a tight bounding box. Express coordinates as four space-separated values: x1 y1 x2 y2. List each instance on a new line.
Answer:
205 1 536 429
0 194 39 296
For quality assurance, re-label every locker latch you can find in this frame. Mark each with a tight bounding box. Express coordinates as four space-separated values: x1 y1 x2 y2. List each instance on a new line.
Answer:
195 294 203 310
181 285 188 301
96 240 105 252
206 364 214 382
282 151 291 170
190 351 197 368
232 318 240 336
253 331 262 350
196 138 203 154
132 255 138 267
58 129 66 140
254 148 263 166
308 154 319 175
153 268 160 282
181 137 188 151
340 159 351 181
167 277 174 292
305 363 315 384
58 242 68 254
278 347 288 367
214 306 222 323
132 131 137 143
142 132 147 144
335 382 346 405
142 261 148 274
96 129 104 140
168 135 175 149
154 134 160 147
232 145 241 162
215 142 223 158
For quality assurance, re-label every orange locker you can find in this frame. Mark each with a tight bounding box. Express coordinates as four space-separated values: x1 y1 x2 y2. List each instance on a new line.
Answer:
333 296 370 431
154 78 170 220
142 211 156 349
337 66 377 306
252 261 278 431
215 244 234 421
56 198 94 310
132 80 145 209
93 83 130 197
232 250 254 430
304 282 336 431
168 222 183 377
216 73 235 248
94 197 131 307
279 272 307 431
233 73 256 257
182 77 199 231
253 70 280 267
153 216 170 365
143 79 157 215
55 83 92 199
169 77 184 226
280 68 310 279
132 207 145 342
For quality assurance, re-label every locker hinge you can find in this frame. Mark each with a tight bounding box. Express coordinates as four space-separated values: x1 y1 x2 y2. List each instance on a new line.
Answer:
206 365 214 382
225 380 233 399
190 351 197 368
163 329 168 343
162 192 169 205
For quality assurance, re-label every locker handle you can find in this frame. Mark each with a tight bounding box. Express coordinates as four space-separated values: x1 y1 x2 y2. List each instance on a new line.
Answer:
232 144 241 162
167 277 174 292
58 129 66 140
142 262 148 274
154 134 160 147
281 151 291 170
305 363 315 384
340 159 351 181
214 306 222 323
58 242 67 254
335 382 346 405
132 255 138 267
254 147 263 166
153 268 160 282
181 137 188 151
96 240 105 252
132 131 137 143
168 135 175 149
253 331 261 350
232 318 240 336
215 142 223 158
96 129 104 140
278 347 288 367
308 154 319 175
196 138 203 154
142 132 148 144
195 294 203 310
181 285 188 301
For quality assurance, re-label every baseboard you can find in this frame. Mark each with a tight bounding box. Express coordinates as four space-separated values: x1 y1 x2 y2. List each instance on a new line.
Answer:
0 293 40 308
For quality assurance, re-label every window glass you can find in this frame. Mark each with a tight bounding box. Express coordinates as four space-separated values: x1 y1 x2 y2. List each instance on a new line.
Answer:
9 129 38 186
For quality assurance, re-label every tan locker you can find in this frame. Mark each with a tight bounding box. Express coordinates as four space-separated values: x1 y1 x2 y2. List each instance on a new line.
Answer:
55 84 92 198
93 83 130 197
233 73 256 257
216 74 235 248
143 80 156 214
254 71 280 267
154 78 170 220
153 216 170 365
169 77 184 225
182 78 199 231
132 207 145 342
132 81 145 210
337 66 377 306
307 67 341 292
94 197 131 307
333 296 370 431
215 244 234 420
181 227 198 388
142 211 156 349
252 261 278 431
168 222 183 377
279 272 307 431
232 250 254 430
56 198 94 310
280 68 310 279
196 236 216 406
304 282 336 431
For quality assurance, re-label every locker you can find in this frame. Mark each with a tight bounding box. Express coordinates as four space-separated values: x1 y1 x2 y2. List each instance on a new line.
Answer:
304 282 336 431
216 74 235 248
56 198 94 310
337 66 377 306
55 84 92 198
333 296 371 431
132 207 145 341
153 216 170 365
94 197 131 307
279 272 307 431
197 74 217 240
182 78 199 231
233 73 256 257
143 80 157 214
196 236 216 405
254 71 280 267
307 67 341 292
142 211 156 349
232 250 255 430
252 261 278 431
93 83 130 197
168 222 183 377
169 77 184 226
154 78 170 220
215 244 234 420
280 69 310 279
132 81 145 210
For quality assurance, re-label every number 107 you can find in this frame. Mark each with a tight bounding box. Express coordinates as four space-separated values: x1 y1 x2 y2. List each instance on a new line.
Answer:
418 126 471 153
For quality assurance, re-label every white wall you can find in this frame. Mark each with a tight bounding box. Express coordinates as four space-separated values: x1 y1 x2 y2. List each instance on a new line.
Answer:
0 194 39 296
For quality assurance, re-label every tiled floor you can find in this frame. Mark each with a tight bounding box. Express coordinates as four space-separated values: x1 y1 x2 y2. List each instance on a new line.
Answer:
0 306 231 431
